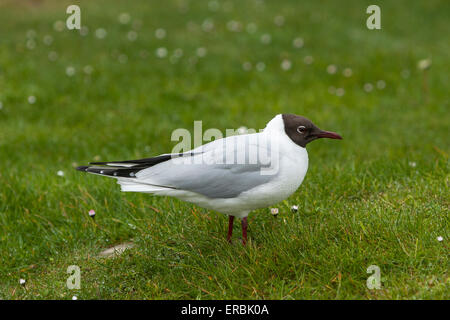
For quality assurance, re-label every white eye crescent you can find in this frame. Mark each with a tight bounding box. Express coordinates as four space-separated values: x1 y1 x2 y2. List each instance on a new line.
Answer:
297 126 306 134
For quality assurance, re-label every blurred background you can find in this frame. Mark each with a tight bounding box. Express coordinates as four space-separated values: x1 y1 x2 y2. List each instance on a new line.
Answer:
0 0 448 299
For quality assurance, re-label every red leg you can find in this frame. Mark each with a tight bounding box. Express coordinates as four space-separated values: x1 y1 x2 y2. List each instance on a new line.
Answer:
227 216 235 243
241 217 248 245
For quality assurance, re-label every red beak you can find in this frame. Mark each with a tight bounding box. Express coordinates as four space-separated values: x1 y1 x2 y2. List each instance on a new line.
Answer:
317 130 343 140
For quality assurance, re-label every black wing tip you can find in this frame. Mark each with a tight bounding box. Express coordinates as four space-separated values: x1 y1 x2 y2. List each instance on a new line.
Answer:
75 153 192 175
75 165 138 177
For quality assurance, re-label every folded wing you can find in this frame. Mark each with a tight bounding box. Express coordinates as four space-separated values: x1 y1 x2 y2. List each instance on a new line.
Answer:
77 133 279 199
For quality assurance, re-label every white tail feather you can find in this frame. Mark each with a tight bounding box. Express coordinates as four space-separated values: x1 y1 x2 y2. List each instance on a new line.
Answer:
117 179 171 193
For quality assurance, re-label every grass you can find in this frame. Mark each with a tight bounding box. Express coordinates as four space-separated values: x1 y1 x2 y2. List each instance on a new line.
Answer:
0 0 448 299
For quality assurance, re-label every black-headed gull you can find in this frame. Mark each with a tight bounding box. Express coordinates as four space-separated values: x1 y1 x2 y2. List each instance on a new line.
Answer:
77 114 342 244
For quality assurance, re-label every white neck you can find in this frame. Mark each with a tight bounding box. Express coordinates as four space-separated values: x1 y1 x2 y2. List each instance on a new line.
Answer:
264 114 284 133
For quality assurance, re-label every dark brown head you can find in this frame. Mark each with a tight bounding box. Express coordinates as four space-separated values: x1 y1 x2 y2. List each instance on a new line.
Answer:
282 114 342 147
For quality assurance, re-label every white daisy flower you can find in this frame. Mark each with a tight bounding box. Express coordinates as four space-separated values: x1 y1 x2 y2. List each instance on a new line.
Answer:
80 26 89 36
173 48 183 58
66 66 76 77
274 15 285 27
43 35 53 46
156 47 168 58
303 56 313 64
227 20 242 32
376 80 386 89
26 39 36 50
28 95 36 104
208 0 219 12
242 62 252 71
401 69 410 79
48 51 58 61
363 83 373 92
83 65 93 75
118 13 131 25
343 68 353 77
26 29 36 38
260 33 271 44
281 59 292 71
292 37 304 48
155 28 166 39
255 62 265 72
127 31 137 41
202 19 214 32
326 64 337 74
53 20 65 32
95 28 107 39
196 47 207 58
335 88 345 97
417 58 431 70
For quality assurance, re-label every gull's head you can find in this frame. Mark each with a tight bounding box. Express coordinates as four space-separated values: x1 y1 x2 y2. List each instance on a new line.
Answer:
267 114 342 147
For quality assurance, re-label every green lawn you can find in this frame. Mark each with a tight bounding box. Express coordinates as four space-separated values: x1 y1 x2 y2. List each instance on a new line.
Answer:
0 0 448 299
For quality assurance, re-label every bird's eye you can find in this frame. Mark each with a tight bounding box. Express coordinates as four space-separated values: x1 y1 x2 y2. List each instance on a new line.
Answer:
297 126 306 134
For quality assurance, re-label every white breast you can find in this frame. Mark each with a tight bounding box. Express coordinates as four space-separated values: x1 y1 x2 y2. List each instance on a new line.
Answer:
235 131 309 210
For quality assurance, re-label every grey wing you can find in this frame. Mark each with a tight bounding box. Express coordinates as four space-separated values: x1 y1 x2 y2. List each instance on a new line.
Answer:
135 133 278 198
